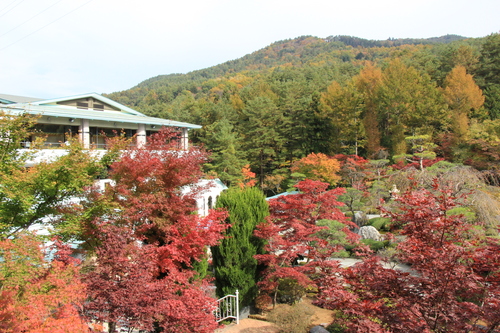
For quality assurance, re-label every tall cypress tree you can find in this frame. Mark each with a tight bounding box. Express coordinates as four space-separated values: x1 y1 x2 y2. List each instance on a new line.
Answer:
211 186 268 308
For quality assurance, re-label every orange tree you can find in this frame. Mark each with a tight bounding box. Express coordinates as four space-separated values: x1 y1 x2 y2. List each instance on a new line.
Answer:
443 65 485 140
0 235 88 333
291 153 342 187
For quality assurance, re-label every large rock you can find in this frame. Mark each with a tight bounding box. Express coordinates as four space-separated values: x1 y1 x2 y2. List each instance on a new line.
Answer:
353 211 369 227
358 225 382 241
310 325 329 333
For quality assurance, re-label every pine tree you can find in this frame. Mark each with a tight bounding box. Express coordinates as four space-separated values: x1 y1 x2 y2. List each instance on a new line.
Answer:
238 96 288 186
378 59 445 155
211 186 269 308
201 118 247 186
475 33 500 119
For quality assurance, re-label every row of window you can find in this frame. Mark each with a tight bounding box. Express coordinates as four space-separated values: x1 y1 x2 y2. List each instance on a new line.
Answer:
22 124 181 149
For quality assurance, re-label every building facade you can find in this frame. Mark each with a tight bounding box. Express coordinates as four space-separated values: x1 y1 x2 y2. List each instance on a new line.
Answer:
0 92 201 150
1 92 226 213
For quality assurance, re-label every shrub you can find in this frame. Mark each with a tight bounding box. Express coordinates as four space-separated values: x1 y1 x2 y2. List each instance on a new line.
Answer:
332 249 350 258
368 217 391 231
255 293 273 313
345 239 392 255
277 278 306 304
315 219 354 252
212 186 268 308
361 238 391 252
267 303 314 333
327 322 347 333
446 206 476 222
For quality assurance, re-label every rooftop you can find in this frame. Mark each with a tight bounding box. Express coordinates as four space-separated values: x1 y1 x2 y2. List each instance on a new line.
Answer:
0 92 201 129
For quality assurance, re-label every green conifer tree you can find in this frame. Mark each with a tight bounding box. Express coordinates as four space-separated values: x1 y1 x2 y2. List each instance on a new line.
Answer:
475 33 500 119
211 186 269 308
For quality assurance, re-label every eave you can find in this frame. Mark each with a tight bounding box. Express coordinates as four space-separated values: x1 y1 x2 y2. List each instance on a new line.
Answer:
0 103 202 129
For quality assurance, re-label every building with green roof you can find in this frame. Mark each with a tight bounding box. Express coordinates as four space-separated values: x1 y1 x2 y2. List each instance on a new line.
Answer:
0 92 201 150
1 92 224 216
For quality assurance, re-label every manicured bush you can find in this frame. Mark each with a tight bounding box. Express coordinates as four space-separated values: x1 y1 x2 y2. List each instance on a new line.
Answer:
345 239 392 254
277 278 306 304
267 303 314 333
315 219 355 257
368 217 391 231
361 239 391 252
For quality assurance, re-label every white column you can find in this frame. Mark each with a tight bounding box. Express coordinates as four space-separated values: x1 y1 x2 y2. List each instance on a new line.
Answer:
181 128 189 150
80 119 90 149
137 124 146 148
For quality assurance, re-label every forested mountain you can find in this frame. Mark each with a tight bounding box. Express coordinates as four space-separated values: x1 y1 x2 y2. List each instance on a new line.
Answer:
107 34 469 107
106 34 500 192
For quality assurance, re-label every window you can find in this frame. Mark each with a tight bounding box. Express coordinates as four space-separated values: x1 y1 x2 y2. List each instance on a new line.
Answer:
57 98 119 111
76 102 89 109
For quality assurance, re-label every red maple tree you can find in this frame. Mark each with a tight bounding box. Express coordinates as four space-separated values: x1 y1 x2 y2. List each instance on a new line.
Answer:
333 154 371 189
81 129 229 332
314 180 500 332
254 179 358 306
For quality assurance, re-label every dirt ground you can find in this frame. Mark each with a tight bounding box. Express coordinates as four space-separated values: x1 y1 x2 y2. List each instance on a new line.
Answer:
215 297 335 333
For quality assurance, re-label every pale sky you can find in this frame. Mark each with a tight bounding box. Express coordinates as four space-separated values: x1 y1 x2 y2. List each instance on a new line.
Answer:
1 0 499 99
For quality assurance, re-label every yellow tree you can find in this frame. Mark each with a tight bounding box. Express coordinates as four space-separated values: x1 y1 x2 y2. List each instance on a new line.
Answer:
443 65 485 140
450 45 479 73
320 81 365 155
353 62 383 157
291 153 341 186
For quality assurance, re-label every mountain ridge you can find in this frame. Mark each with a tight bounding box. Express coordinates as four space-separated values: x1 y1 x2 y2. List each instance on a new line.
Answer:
108 34 469 100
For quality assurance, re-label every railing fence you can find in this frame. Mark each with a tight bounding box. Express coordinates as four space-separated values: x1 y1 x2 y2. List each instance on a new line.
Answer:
215 290 239 325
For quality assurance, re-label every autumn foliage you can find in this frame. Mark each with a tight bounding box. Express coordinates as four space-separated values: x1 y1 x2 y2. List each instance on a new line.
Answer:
239 164 257 188
80 128 229 332
83 222 227 333
314 181 500 332
254 179 358 306
333 154 370 188
291 153 341 186
0 235 88 333
443 65 485 139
